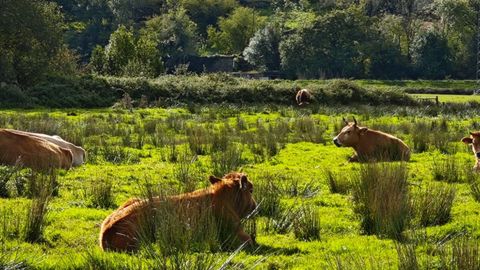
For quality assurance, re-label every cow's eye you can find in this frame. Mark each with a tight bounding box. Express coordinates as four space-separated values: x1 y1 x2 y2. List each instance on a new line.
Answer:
346 131 350 134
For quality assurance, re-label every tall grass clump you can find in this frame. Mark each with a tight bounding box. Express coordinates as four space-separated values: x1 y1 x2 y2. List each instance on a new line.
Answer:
173 152 200 192
254 177 281 217
465 169 480 202
411 182 455 227
352 163 409 239
24 173 54 243
88 177 116 209
440 237 480 270
293 205 321 241
396 243 419 270
210 144 245 177
102 145 141 164
432 155 462 183
325 169 350 195
411 120 430 153
264 204 300 235
0 165 26 198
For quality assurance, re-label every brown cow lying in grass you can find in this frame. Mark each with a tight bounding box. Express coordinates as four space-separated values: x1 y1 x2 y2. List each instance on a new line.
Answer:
333 117 410 162
296 88 312 106
99 172 257 252
461 132 480 171
7 129 86 167
0 129 73 171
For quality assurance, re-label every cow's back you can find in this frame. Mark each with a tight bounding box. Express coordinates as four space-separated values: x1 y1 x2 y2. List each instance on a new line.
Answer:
358 130 410 161
6 129 85 166
0 129 73 170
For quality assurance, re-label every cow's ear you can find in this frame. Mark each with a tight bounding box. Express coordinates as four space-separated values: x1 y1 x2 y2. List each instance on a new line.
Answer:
462 137 473 144
359 127 368 135
239 175 248 190
209 175 222 184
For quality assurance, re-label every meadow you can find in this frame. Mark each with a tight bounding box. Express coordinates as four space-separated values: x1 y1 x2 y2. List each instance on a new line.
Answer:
1 103 480 269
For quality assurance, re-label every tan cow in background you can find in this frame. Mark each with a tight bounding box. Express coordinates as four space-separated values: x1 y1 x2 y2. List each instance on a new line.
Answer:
0 129 73 171
296 88 312 106
461 132 480 171
99 172 257 252
7 129 86 166
333 117 410 162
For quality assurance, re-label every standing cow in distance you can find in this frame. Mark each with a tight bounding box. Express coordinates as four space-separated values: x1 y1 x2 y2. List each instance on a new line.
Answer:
7 129 86 167
0 129 73 171
461 132 480 171
333 117 410 162
99 172 257 252
296 88 312 106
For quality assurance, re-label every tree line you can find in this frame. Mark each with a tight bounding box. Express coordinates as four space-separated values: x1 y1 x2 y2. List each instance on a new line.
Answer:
1 0 480 86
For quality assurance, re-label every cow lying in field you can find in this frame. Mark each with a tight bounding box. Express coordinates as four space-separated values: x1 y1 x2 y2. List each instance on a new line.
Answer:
7 129 86 166
99 172 257 252
333 117 410 162
461 132 480 171
0 129 73 171
296 88 312 106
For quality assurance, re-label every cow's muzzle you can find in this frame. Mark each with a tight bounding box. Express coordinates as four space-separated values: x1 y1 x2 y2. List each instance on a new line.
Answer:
476 152 480 159
333 138 342 147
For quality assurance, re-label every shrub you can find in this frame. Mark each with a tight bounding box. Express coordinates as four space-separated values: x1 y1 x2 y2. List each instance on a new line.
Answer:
352 163 410 239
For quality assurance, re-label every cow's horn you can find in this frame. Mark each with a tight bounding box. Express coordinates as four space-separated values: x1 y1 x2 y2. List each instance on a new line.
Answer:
353 117 357 125
343 117 348 125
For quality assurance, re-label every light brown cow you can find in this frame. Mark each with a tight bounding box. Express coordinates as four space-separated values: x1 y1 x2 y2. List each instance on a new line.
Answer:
0 129 73 171
461 132 480 171
296 88 312 106
99 172 257 252
7 129 86 167
333 117 410 162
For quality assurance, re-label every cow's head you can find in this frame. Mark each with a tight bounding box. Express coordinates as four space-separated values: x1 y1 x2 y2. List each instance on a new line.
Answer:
462 132 480 171
209 172 256 218
333 117 368 147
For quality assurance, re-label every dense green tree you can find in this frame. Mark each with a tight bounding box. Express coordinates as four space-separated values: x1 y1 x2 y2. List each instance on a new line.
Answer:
279 7 373 78
54 0 115 61
89 45 107 74
180 0 238 35
410 30 453 79
123 35 163 77
107 0 165 25
142 8 198 58
435 0 476 78
207 7 267 54
243 24 282 71
104 25 136 75
0 0 65 85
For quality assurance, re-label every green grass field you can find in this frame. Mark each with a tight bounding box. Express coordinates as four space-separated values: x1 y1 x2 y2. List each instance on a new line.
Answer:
410 93 480 103
1 106 480 269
